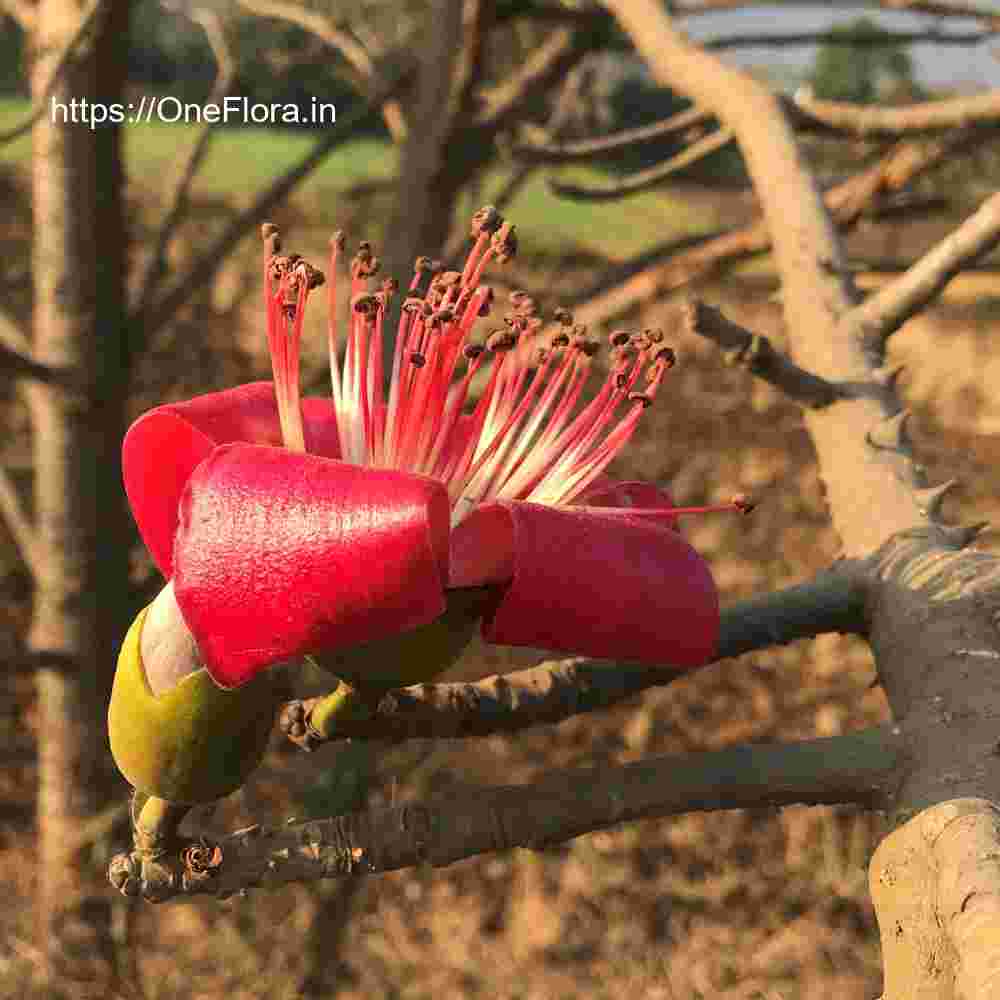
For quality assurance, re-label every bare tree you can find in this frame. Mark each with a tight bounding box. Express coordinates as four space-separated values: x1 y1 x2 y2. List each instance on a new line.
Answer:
104 3 1000 998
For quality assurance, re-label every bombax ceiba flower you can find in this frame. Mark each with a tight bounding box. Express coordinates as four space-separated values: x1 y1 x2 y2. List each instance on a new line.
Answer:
109 207 749 804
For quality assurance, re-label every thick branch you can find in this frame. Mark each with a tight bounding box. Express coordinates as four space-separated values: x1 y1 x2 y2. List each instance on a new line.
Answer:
795 88 1000 137
111 725 902 901
849 191 1000 346
682 299 842 408
283 569 866 745
550 128 733 200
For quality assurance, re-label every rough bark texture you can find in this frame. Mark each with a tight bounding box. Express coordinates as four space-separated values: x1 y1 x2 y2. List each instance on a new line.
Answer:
28 0 132 985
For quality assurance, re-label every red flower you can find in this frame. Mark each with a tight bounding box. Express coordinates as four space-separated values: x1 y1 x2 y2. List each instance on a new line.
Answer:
124 212 740 690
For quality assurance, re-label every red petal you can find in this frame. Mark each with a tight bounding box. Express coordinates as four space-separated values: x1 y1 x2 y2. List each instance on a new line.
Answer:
173 443 449 688
450 500 717 668
122 382 339 576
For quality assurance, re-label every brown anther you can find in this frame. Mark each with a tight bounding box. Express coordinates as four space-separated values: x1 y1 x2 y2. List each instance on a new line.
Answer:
732 493 756 514
615 372 631 390
471 204 503 236
551 331 571 348
402 296 427 314
357 240 373 254
512 295 538 317
645 327 665 343
351 292 379 316
414 255 436 273
431 308 455 327
628 392 653 408
463 343 485 361
410 352 426 368
581 339 601 357
381 277 399 296
655 346 677 367
509 289 527 307
261 223 282 256
534 347 549 364
487 329 517 352
553 306 573 326
296 261 325 290
436 270 463 289
609 329 631 348
491 221 518 263
631 331 653 351
181 842 224 877
330 230 346 252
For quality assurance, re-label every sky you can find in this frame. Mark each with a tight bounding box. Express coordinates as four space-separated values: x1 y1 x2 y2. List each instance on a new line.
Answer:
682 4 1000 91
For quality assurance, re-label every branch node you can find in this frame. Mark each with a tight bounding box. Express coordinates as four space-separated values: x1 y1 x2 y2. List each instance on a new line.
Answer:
865 409 912 453
914 479 959 520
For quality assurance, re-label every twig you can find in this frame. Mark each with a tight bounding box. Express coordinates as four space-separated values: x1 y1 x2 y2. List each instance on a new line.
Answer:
477 28 579 131
136 84 399 339
849 191 1000 346
795 88 1000 137
682 299 842 408
0 342 68 386
283 569 865 745
673 0 1000 29
131 6 236 317
514 105 711 163
111 725 903 900
705 28 990 50
233 0 409 140
570 128 996 327
550 128 733 200
0 0 106 146
0 305 31 357
0 465 38 576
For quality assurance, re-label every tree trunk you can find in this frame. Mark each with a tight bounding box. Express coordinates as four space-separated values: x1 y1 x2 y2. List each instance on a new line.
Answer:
28 0 132 986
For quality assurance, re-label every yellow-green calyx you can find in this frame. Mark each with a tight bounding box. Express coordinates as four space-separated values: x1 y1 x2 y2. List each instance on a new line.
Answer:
108 606 286 804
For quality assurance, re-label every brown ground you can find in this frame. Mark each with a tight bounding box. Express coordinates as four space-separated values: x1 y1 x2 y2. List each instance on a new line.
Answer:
2 183 1000 999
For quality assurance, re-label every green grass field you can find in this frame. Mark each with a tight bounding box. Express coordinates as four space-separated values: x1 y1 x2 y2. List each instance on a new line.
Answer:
0 96 718 259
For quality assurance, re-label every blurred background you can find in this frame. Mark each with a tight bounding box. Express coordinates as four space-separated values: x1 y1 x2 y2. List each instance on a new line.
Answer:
3 1 1000 997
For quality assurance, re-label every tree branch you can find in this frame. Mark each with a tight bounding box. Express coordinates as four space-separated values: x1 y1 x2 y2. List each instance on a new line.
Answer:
135 86 399 339
0 0 105 145
795 88 1000 137
849 191 1000 347
0 465 38 576
569 128 980 325
477 28 579 131
131 6 236 318
514 105 711 164
706 28 990 50
110 725 903 901
549 128 733 200
282 568 866 746
233 0 409 140
682 299 843 408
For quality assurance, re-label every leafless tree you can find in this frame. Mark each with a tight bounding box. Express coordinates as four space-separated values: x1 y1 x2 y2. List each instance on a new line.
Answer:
102 3 1000 998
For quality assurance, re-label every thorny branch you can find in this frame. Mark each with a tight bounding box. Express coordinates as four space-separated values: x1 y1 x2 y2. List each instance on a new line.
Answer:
279 569 866 747
110 725 903 902
681 300 842 409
